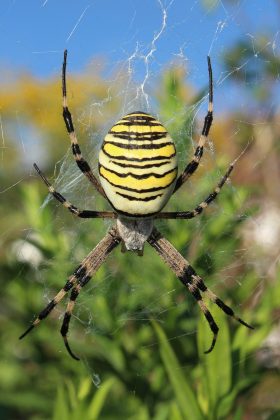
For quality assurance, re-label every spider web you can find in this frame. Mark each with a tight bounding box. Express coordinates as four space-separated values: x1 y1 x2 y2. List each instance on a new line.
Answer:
1 0 280 394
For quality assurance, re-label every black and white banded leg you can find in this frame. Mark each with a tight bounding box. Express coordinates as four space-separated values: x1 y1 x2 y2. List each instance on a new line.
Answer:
60 280 91 360
19 227 121 360
173 56 213 194
157 155 236 220
148 228 253 353
191 275 253 330
62 50 106 199
34 163 116 219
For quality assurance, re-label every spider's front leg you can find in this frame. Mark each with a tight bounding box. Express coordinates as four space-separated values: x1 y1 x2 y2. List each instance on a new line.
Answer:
19 227 121 360
157 154 236 220
62 50 107 199
33 163 116 219
148 228 253 353
173 56 213 194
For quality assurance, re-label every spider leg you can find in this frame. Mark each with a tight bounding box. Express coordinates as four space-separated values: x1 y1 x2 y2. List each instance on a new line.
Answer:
19 227 121 353
60 280 91 360
34 163 116 219
191 275 253 329
62 50 106 199
173 56 213 194
19 271 78 340
156 155 235 220
147 228 253 353
60 227 121 360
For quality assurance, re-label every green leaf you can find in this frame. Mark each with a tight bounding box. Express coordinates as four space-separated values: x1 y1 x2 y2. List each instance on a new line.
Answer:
152 321 204 420
197 304 232 417
170 401 185 420
52 385 69 420
129 405 150 420
217 377 257 418
77 377 92 401
87 377 116 420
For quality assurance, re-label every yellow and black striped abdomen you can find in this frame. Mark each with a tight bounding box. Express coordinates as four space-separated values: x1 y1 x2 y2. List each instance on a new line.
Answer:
99 112 178 217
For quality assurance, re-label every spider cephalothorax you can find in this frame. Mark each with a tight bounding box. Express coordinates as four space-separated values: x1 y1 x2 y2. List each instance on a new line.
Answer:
20 50 253 361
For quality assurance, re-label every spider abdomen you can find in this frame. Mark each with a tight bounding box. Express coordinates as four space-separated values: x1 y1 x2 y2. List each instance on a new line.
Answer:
99 112 178 217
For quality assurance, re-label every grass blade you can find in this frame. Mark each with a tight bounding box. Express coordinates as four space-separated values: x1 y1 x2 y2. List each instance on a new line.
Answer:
153 321 204 420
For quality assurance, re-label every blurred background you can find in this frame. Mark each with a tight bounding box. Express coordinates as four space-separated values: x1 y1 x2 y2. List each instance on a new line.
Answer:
0 1 280 419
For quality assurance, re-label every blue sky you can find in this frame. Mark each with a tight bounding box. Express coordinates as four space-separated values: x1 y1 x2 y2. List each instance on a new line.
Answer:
0 0 279 109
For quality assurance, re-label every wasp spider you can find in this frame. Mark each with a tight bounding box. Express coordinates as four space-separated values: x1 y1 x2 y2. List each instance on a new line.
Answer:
20 50 253 360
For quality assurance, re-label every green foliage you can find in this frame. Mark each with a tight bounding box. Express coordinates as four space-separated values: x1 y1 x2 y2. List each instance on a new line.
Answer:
153 321 203 420
53 377 118 420
1 165 277 419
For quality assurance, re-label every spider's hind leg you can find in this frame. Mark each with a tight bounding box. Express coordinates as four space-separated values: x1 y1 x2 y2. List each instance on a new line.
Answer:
58 227 121 360
147 228 253 353
19 227 121 361
148 228 219 353
19 272 78 339
60 282 89 361
193 275 254 330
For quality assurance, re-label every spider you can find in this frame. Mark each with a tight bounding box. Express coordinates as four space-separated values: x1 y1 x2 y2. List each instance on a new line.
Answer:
20 50 253 360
